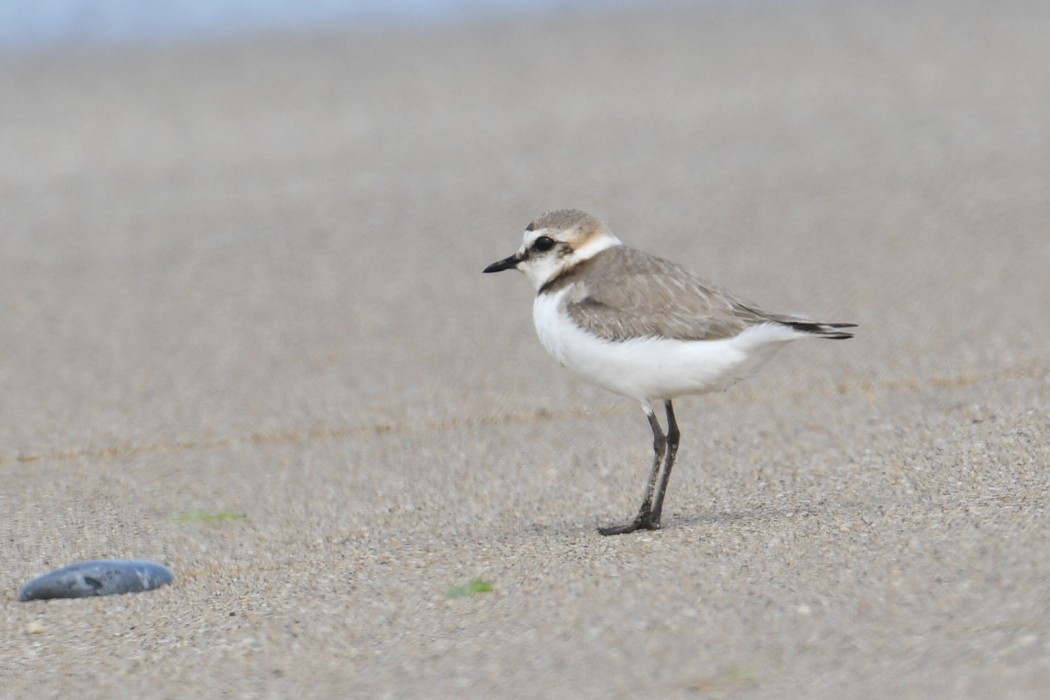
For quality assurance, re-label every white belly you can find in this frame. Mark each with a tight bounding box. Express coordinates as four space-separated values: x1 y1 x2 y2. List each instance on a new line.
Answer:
532 289 800 402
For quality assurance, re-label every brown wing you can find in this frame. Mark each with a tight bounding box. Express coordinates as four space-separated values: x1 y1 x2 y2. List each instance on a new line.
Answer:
561 247 772 341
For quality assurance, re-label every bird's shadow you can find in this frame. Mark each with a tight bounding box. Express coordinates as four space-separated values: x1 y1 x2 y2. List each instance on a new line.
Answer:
671 502 834 529
669 496 891 534
521 498 875 540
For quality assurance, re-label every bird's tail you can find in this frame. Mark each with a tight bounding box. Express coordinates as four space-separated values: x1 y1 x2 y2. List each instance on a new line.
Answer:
782 320 857 339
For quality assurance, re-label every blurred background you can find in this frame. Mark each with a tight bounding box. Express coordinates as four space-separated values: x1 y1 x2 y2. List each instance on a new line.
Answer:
2 0 652 51
3 0 1046 455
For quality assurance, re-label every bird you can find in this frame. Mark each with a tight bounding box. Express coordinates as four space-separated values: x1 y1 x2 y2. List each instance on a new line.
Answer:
483 209 855 535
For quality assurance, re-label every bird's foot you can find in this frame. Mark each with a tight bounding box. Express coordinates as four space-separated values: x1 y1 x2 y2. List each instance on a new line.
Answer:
597 514 660 536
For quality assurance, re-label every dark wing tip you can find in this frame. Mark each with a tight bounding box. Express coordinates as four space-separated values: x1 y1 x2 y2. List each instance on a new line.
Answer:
822 322 857 339
784 320 857 339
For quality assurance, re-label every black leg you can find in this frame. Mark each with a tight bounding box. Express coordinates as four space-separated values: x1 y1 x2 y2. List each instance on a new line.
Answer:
649 400 680 527
598 402 667 536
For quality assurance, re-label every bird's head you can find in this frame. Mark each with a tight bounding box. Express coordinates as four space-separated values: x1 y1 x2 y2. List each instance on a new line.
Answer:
483 209 621 291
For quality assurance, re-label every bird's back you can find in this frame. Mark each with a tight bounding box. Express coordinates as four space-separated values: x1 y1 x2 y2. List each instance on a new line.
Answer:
546 246 785 343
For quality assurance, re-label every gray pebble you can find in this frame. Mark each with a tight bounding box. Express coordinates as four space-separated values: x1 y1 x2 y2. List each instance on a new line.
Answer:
19 559 174 601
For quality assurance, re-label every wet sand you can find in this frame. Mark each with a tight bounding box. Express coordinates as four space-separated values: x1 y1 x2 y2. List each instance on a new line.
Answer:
2 0 1049 696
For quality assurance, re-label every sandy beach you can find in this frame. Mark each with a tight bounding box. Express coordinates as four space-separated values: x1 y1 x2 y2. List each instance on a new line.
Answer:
2 0 1049 696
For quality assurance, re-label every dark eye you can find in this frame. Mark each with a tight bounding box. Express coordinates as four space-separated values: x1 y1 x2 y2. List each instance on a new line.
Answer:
532 235 555 252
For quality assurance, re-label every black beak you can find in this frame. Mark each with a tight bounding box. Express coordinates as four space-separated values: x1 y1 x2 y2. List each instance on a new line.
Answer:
483 254 520 273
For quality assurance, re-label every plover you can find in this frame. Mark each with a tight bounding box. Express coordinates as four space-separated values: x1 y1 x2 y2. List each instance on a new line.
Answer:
483 209 855 535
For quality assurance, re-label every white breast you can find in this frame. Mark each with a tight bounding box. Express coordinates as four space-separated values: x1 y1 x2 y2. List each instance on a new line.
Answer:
532 287 801 402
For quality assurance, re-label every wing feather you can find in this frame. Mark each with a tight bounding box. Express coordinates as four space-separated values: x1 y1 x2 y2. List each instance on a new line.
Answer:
561 248 769 341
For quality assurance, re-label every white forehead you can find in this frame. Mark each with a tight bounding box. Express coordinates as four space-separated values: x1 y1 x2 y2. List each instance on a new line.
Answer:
521 227 556 246
518 224 621 260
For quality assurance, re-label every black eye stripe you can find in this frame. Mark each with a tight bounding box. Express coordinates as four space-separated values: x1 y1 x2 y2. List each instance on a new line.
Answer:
532 235 555 252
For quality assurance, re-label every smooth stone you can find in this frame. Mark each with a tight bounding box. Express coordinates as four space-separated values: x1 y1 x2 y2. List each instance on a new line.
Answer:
18 559 174 601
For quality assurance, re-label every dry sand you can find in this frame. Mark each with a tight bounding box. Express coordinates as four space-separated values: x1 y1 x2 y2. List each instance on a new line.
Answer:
2 0 1049 697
